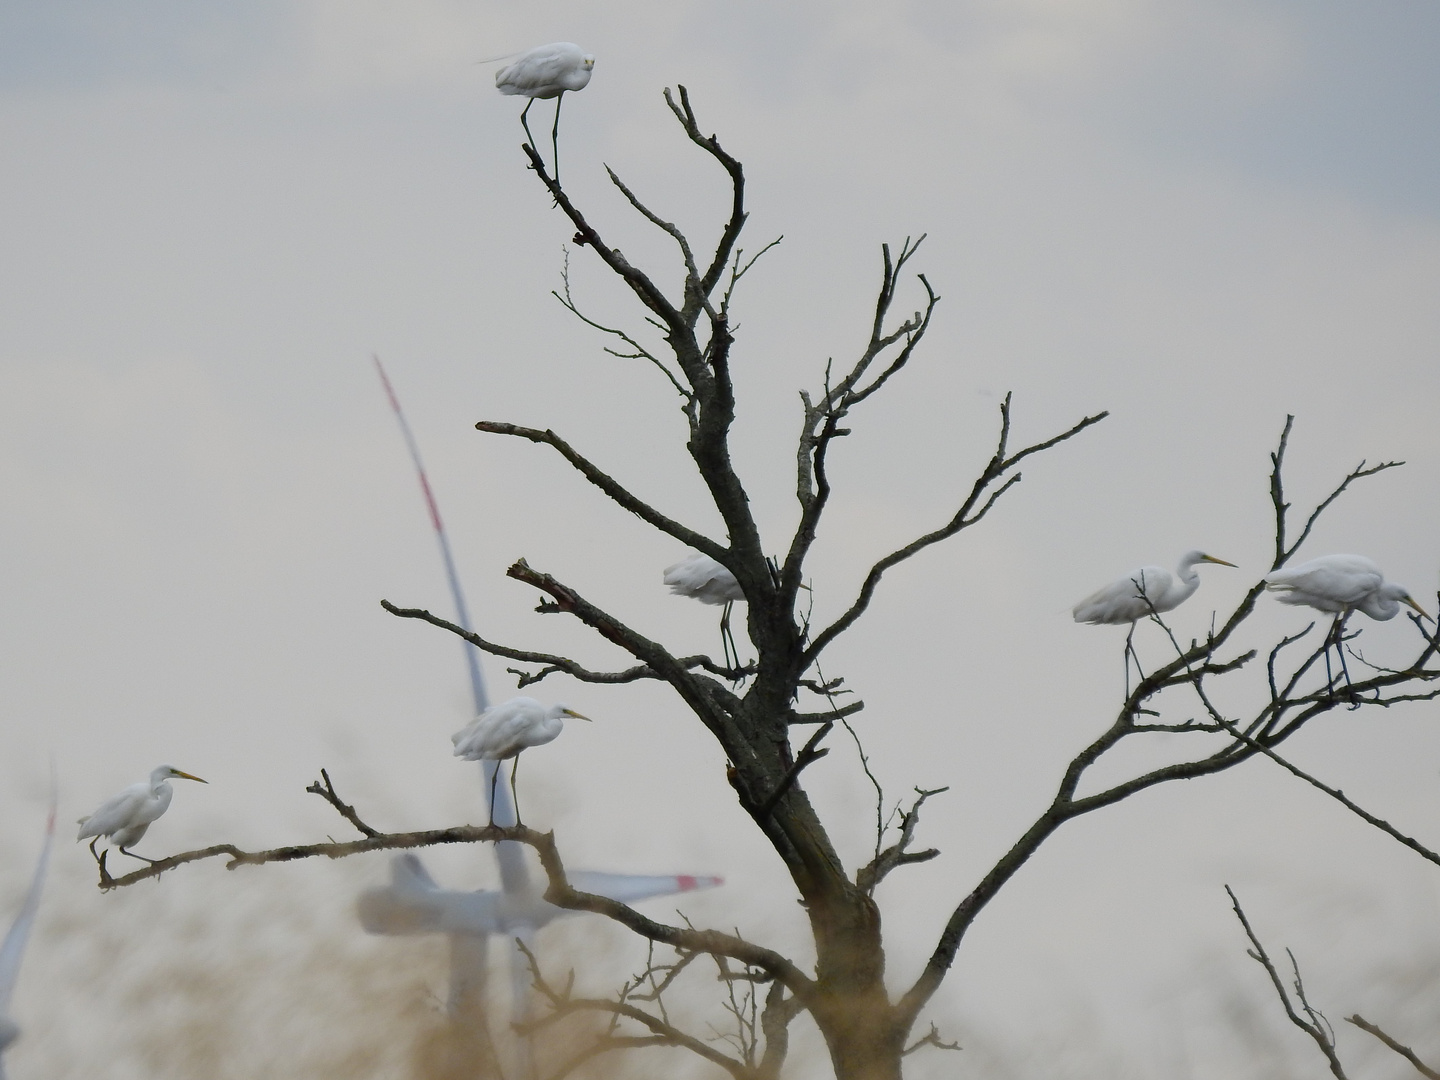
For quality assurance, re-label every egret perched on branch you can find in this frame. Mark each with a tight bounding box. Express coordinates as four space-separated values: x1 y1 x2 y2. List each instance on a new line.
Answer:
76 765 207 863
453 697 590 825
664 553 746 670
1073 550 1236 692
0 789 55 1075
495 41 594 184
1264 554 1431 699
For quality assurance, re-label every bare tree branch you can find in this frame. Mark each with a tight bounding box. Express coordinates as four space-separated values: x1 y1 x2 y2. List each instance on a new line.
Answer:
552 251 690 398
381 600 753 687
1227 886 1350 1080
99 784 815 1003
759 721 834 818
517 938 751 1080
804 397 1107 664
1269 413 1404 568
662 86 748 300
902 1023 962 1057
472 421 725 559
305 768 379 838
857 786 948 895
94 824 501 889
897 418 1440 1030
1346 1015 1440 1080
500 560 746 726
1217 719 1440 869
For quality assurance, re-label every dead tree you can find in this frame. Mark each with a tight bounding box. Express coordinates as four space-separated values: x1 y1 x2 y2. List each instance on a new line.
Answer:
97 89 1440 1080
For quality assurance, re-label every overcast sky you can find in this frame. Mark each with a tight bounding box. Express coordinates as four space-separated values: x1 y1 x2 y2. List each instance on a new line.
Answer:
2 2 1439 1076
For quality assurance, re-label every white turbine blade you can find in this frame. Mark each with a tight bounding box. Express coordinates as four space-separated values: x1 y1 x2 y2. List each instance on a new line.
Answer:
0 790 56 1015
568 871 724 904
447 933 491 1016
359 856 520 937
356 885 446 935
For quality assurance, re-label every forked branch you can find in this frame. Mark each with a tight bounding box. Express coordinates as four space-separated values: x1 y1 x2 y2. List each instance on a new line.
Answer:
1227 887 1350 1080
98 771 815 1001
517 939 750 1080
805 396 1107 663
381 601 753 687
857 786 948 895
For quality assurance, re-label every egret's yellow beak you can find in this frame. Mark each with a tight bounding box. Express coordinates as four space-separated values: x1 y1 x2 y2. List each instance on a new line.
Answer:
173 770 208 784
563 709 593 722
1201 555 1238 567
1404 596 1433 622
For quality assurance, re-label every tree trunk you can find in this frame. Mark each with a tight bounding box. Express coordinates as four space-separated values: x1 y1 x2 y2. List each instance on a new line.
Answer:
812 986 907 1080
806 885 908 1080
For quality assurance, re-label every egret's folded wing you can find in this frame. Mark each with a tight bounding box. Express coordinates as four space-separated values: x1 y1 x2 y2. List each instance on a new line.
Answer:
75 787 146 841
568 871 724 904
497 48 572 94
1267 563 1381 604
0 798 56 1014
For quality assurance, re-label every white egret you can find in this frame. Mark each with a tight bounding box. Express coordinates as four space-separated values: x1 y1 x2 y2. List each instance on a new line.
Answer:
1073 551 1236 691
1264 554 1430 699
76 765 207 863
495 42 594 184
664 553 746 670
0 793 55 1074
453 697 590 825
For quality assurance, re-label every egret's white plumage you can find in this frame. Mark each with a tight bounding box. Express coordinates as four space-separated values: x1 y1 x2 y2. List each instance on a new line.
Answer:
1263 554 1429 703
76 765 207 860
663 554 744 606
664 554 746 669
453 698 590 824
1073 551 1236 626
495 42 594 184
452 697 589 761
1264 554 1430 621
495 42 594 100
0 793 55 1072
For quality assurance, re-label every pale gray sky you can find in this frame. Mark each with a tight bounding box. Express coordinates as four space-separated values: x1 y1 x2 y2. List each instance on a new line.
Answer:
2 2 1439 1076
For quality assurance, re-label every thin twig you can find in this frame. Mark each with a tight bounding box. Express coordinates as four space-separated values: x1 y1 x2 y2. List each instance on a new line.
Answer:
903 1023 962 1056
1227 886 1350 1079
305 769 379 838
1346 1015 1440 1080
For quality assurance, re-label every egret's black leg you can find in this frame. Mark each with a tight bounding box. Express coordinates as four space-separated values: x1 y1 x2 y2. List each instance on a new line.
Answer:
1332 615 1361 708
550 92 566 186
118 846 158 865
519 98 537 158
1123 624 1146 697
720 601 740 673
88 837 101 861
1319 618 1338 698
487 762 502 827
510 755 523 827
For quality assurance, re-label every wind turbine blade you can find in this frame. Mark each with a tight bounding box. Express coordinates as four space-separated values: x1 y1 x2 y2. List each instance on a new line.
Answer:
568 871 724 904
374 356 532 898
373 355 489 715
448 933 491 1016
0 784 56 1016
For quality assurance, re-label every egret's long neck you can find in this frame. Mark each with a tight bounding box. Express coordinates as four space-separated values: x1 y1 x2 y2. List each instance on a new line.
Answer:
1167 558 1206 606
